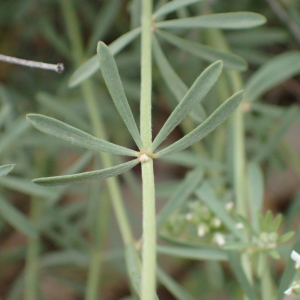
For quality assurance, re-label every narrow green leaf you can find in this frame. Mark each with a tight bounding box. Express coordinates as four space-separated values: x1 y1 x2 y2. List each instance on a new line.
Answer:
0 164 14 177
157 30 247 71
226 28 290 47
86 0 121 56
153 0 203 19
0 196 38 238
36 92 90 132
277 232 295 244
156 12 266 30
245 51 300 102
33 159 139 186
0 176 58 198
253 106 299 163
0 117 30 155
69 27 141 87
196 182 244 240
97 42 143 149
152 60 222 151
157 266 196 300
248 162 264 231
156 91 243 158
125 242 142 296
41 250 89 268
157 245 228 261
227 251 259 300
236 215 259 237
156 168 204 227
154 59 223 150
160 151 225 170
277 229 300 299
152 35 206 122
27 114 138 157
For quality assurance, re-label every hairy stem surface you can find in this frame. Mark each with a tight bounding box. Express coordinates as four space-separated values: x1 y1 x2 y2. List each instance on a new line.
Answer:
140 0 157 299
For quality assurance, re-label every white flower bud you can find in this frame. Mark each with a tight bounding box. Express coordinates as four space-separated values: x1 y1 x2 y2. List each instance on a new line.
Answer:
291 250 300 269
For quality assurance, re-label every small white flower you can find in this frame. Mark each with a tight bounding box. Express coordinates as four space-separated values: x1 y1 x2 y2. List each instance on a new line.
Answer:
291 250 300 269
214 233 225 246
284 281 300 296
212 218 221 228
197 224 207 237
225 202 234 211
185 213 192 221
284 287 293 295
236 222 244 229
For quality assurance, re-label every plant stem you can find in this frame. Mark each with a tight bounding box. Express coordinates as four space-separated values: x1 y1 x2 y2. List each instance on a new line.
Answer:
140 0 157 299
61 1 135 299
24 198 41 300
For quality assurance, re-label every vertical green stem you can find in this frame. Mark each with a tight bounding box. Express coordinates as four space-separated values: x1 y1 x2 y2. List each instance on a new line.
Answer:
140 0 157 299
60 1 134 299
24 198 41 300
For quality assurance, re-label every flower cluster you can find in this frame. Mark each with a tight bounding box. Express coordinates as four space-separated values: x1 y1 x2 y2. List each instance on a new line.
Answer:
160 199 234 247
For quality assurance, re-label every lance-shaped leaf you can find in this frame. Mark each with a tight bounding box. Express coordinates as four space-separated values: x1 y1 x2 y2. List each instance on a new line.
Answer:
245 51 300 102
155 91 243 157
156 12 266 30
69 27 141 87
0 164 14 177
151 60 223 151
153 0 203 19
156 168 204 227
27 114 138 157
157 245 228 261
152 35 206 122
0 196 38 238
227 251 259 300
97 42 143 149
156 30 247 71
157 266 196 300
33 159 139 186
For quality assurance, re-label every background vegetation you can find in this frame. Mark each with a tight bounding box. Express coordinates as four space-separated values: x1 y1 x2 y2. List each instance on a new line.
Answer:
1 0 300 299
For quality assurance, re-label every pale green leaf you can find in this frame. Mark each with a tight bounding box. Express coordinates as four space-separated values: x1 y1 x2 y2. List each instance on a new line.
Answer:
27 114 138 157
152 35 206 122
157 30 247 71
156 12 266 30
253 106 299 163
33 159 139 186
0 176 58 198
152 60 222 151
86 0 121 56
153 0 203 19
227 251 259 300
248 162 264 231
160 151 225 169
155 91 243 158
196 182 244 240
226 28 290 47
125 242 142 296
0 164 14 177
157 266 196 300
156 168 204 227
277 232 295 244
157 245 228 261
97 42 143 149
245 51 300 102
0 196 38 238
0 117 30 155
36 92 90 131
69 27 141 87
